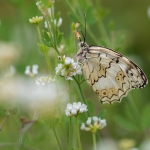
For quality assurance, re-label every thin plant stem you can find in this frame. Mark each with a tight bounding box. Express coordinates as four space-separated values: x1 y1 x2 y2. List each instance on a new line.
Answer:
36 25 52 73
73 77 90 117
68 81 72 103
73 77 86 104
128 94 142 130
75 116 82 150
0 114 9 131
53 125 63 150
68 117 72 150
92 133 97 150
45 52 53 74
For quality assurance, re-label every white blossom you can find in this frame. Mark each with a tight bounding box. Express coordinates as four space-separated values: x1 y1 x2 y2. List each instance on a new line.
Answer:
81 116 107 133
44 21 48 28
86 117 92 125
25 66 31 75
99 119 107 128
65 57 74 65
25 64 39 76
93 116 99 122
65 102 88 116
54 18 63 27
81 123 86 130
55 63 62 74
55 56 82 81
32 65 39 75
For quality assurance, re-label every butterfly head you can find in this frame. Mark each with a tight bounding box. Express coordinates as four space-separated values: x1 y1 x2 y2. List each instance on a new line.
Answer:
77 41 89 63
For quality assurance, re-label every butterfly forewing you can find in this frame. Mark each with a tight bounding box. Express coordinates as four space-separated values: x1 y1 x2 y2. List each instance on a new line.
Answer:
77 42 148 104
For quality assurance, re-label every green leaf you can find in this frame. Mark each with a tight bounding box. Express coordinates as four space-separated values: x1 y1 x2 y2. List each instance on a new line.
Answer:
142 104 150 129
57 33 63 45
54 118 60 126
42 38 53 47
37 43 46 54
109 21 115 31
98 109 107 118
115 34 125 51
72 23 76 31
43 30 50 42
87 100 94 116
114 115 139 132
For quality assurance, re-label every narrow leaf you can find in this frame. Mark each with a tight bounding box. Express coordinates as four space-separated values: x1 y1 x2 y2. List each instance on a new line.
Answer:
43 30 50 42
57 33 63 45
42 38 53 47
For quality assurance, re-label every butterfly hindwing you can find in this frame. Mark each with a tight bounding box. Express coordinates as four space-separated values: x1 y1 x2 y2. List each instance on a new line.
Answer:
79 45 148 103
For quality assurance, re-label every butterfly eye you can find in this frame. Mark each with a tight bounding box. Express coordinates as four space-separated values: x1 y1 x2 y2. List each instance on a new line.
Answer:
101 89 108 97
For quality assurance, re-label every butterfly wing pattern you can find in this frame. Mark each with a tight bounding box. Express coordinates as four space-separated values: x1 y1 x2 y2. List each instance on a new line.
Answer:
77 42 148 104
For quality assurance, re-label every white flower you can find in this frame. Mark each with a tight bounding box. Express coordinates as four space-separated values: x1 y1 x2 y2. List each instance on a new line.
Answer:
44 21 48 28
99 119 107 128
65 57 74 65
55 63 62 74
60 68 65 76
32 65 38 75
81 123 86 130
86 117 92 125
25 66 31 75
65 102 88 116
81 116 107 133
54 18 63 27
55 56 82 81
25 65 39 76
35 76 54 86
93 116 98 122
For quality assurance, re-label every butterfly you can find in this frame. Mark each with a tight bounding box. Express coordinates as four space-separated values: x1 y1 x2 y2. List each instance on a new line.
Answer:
77 41 148 104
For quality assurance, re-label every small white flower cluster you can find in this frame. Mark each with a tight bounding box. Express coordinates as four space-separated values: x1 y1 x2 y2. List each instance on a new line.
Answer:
35 76 54 85
25 65 39 77
29 16 43 24
65 102 88 116
81 116 107 133
55 55 82 80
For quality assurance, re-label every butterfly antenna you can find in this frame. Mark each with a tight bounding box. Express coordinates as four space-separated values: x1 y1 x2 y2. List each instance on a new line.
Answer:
80 30 85 42
84 13 86 43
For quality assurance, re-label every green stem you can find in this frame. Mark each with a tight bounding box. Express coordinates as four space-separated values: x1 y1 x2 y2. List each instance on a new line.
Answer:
36 25 52 74
45 52 53 74
73 77 86 104
68 81 72 103
92 133 97 150
128 94 142 130
69 117 72 150
53 125 63 150
36 25 42 42
76 116 82 150
73 77 90 117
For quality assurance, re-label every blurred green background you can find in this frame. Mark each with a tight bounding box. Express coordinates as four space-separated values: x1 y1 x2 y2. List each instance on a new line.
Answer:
0 0 150 150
